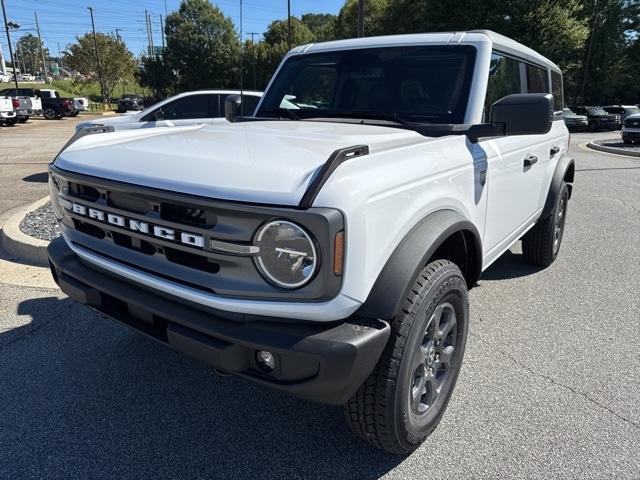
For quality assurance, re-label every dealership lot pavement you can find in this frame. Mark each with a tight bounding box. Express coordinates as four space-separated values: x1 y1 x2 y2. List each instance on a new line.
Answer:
0 127 638 479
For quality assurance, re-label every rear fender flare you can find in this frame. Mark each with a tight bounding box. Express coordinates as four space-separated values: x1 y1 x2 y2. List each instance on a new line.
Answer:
542 154 574 218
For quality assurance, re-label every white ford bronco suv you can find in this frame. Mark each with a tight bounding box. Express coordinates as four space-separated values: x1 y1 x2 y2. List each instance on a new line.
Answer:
47 31 573 454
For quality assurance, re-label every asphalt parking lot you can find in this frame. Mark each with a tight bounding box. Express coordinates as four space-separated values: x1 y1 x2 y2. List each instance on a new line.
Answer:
0 123 639 479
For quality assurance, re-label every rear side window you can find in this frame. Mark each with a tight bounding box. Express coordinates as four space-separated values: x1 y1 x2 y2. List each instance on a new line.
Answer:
143 94 211 121
551 70 564 112
526 64 548 94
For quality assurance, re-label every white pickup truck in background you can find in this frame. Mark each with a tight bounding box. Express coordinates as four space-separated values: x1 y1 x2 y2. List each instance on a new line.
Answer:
0 95 17 125
0 87 43 123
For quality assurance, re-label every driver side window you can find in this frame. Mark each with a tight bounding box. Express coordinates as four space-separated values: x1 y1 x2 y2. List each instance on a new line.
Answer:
484 53 522 121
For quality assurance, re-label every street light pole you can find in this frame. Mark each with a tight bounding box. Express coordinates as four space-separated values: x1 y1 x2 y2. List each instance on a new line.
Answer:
88 6 105 103
0 0 19 88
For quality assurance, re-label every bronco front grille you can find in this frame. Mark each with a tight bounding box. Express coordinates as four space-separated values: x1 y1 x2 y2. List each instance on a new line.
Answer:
50 166 344 302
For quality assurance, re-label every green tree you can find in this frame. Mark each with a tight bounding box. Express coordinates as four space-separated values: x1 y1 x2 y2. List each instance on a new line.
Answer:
164 0 240 90
382 0 588 104
577 0 638 104
263 17 315 46
243 17 315 91
137 55 175 98
16 33 49 75
65 33 137 100
334 0 389 39
301 13 337 42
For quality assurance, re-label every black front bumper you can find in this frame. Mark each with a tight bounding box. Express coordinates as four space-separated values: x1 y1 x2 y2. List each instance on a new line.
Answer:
48 237 390 405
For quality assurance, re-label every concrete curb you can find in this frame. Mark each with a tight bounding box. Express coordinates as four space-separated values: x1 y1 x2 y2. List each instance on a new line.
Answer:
0 196 51 267
587 140 640 158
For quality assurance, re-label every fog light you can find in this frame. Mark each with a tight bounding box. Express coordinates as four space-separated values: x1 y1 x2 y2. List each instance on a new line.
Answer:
256 350 275 373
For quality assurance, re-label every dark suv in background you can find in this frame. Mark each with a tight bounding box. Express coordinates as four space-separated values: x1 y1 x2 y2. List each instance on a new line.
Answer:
571 106 621 131
603 105 640 122
116 93 144 113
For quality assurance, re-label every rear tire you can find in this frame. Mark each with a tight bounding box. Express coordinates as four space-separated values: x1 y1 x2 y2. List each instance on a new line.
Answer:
522 181 569 267
4 117 17 126
18 116 28 123
345 259 469 454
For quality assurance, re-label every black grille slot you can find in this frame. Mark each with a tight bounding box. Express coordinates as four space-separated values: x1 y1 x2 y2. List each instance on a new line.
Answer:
73 219 105 239
69 182 100 202
165 246 220 274
161 203 215 228
111 231 156 255
108 192 152 214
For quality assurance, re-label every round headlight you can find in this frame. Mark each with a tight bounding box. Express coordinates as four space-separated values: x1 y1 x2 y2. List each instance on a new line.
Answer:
254 220 318 289
48 173 64 220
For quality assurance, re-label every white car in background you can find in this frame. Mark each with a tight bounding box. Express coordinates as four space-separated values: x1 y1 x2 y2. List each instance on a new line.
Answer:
73 97 90 112
75 89 263 133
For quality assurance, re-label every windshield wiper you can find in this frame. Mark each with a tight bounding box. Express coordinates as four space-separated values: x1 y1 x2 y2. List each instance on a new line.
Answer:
305 110 410 124
259 108 301 120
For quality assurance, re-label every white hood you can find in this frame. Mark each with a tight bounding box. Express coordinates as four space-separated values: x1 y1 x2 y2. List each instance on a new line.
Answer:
55 120 427 205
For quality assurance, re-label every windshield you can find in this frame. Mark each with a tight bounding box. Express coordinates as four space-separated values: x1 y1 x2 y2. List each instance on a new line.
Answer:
257 46 477 124
562 108 575 116
625 107 640 116
587 107 607 115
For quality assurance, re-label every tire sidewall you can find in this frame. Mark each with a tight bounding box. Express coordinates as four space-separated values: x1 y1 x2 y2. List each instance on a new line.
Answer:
392 267 469 451
551 182 570 259
44 108 56 120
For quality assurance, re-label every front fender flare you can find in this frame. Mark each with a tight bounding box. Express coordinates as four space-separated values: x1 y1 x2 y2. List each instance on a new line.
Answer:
357 210 481 320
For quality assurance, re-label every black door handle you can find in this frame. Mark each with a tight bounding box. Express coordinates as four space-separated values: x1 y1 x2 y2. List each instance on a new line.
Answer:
550 146 560 156
524 155 538 167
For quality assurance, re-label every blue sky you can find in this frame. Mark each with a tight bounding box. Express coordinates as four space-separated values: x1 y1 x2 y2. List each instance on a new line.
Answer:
2 0 344 57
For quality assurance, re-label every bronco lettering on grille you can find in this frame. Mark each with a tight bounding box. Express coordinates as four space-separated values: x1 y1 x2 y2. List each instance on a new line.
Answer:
62 199 205 249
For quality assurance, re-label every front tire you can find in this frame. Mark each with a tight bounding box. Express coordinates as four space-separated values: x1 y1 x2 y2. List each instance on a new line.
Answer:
522 181 569 267
345 260 469 454
43 108 57 120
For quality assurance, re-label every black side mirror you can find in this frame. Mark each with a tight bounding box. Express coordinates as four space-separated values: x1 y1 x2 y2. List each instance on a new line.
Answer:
490 93 553 136
224 94 243 122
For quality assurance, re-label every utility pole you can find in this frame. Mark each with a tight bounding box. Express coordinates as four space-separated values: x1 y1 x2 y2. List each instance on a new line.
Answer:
357 0 365 38
580 0 598 105
88 6 105 103
239 0 244 115
148 12 154 56
57 41 63 72
287 0 291 50
145 10 151 55
248 32 258 90
1 0 19 88
115 28 121 43
160 14 165 50
34 12 48 82
13 41 20 76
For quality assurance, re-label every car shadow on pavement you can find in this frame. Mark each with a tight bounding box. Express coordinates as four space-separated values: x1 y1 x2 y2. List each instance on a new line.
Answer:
1 297 403 479
22 172 48 183
480 250 544 281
